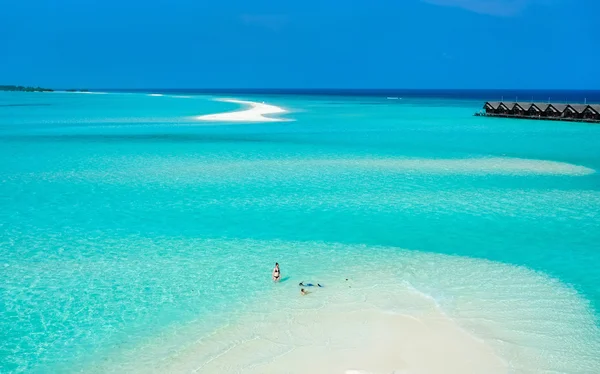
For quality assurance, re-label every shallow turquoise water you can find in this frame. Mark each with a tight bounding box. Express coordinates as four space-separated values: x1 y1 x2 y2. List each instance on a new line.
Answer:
1 91 600 372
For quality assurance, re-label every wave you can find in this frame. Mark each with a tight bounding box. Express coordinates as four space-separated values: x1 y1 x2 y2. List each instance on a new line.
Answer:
54 91 108 95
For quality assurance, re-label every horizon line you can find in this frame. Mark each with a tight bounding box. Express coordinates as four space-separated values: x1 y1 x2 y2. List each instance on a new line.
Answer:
89 88 600 92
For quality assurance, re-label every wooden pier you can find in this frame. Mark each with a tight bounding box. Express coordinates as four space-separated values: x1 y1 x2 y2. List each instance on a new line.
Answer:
475 102 600 123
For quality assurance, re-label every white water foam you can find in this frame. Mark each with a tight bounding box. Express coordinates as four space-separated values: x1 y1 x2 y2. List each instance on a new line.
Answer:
55 91 108 94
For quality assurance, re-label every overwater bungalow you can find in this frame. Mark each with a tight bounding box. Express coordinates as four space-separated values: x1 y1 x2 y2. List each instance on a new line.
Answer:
583 105 600 120
565 104 589 119
511 102 528 115
478 101 600 123
497 102 510 114
545 104 567 118
525 103 545 117
563 105 579 119
484 102 501 112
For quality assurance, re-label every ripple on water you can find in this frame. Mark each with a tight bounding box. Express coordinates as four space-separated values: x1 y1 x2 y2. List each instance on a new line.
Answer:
4 238 596 373
9 156 595 185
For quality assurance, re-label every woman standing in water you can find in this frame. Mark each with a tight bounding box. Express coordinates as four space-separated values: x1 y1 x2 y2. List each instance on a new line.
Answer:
272 262 280 282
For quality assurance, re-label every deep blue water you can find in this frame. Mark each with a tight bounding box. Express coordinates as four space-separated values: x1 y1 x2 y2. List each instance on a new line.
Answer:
104 88 600 103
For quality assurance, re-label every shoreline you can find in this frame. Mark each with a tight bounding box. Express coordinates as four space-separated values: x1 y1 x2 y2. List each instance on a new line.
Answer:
85 276 508 374
195 98 288 122
76 239 600 374
154 294 508 374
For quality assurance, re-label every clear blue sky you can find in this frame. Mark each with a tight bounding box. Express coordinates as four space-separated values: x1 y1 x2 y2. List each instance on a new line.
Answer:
1 0 598 89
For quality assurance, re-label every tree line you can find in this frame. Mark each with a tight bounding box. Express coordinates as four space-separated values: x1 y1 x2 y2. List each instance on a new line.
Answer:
0 85 54 92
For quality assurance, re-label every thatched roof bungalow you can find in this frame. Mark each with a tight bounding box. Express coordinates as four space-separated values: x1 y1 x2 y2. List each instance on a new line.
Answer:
583 105 600 119
484 102 501 111
526 103 547 116
545 104 567 117
479 101 600 122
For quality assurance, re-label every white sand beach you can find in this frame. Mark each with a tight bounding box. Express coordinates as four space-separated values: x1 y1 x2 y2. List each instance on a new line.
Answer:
80 239 600 374
170 304 507 374
95 278 507 374
195 98 287 122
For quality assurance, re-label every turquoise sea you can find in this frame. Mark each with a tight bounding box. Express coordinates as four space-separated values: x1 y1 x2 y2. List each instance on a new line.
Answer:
1 91 600 373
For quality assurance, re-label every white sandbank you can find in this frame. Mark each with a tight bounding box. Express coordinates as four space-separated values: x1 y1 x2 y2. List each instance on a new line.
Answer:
79 239 600 374
95 278 507 374
195 98 288 122
171 306 507 374
124 157 596 179
178 157 593 176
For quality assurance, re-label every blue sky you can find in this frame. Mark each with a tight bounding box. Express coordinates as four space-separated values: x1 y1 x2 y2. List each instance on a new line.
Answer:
1 0 598 89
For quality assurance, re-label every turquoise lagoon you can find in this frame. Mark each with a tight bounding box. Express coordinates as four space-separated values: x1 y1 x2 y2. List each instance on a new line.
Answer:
1 91 600 372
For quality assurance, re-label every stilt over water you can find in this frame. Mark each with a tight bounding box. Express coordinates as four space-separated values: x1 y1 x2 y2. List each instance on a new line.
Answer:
475 101 600 123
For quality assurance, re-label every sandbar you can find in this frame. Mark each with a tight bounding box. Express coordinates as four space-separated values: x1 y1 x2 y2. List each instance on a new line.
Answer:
195 98 287 122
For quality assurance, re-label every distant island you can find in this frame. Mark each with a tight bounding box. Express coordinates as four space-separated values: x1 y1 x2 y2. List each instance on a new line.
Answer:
0 85 54 92
1 85 90 93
